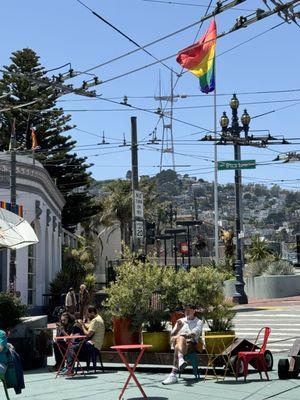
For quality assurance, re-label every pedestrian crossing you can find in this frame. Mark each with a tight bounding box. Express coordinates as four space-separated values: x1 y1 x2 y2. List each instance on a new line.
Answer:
232 308 300 353
202 307 300 353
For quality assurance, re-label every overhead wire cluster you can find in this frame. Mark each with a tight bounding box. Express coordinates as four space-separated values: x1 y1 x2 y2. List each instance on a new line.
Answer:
2 0 300 182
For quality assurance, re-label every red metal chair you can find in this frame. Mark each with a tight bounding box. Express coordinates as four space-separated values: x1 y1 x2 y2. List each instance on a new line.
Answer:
236 327 271 381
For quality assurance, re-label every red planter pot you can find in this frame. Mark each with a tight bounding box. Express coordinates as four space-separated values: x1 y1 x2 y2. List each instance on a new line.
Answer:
113 317 141 345
170 312 185 327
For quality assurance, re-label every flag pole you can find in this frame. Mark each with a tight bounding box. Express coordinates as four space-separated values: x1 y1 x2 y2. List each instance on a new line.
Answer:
213 44 219 265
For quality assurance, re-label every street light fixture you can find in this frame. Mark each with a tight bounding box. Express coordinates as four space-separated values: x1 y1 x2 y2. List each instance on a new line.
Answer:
220 94 250 304
175 220 202 270
201 94 291 304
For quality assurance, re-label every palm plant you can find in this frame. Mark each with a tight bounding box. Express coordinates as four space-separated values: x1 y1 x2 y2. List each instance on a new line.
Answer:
247 235 271 262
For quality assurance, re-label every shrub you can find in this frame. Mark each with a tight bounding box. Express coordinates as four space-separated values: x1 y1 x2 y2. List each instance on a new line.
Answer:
99 307 113 332
179 266 227 312
264 260 295 276
0 292 27 331
83 273 97 301
204 301 235 332
244 260 269 278
104 250 161 330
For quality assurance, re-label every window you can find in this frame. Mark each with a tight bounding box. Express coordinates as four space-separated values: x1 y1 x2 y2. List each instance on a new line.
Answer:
28 229 36 305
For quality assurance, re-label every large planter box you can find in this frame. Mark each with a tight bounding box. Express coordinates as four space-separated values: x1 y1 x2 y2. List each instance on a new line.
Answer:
9 316 52 370
224 275 300 299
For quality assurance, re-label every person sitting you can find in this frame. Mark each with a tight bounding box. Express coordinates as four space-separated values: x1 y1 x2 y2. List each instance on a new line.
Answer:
52 312 83 371
0 330 9 375
162 304 203 385
64 305 105 375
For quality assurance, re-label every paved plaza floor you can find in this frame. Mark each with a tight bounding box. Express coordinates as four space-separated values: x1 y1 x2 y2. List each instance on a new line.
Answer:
5 355 300 400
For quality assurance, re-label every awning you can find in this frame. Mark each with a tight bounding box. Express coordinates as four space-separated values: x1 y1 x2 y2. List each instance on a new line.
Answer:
0 208 39 249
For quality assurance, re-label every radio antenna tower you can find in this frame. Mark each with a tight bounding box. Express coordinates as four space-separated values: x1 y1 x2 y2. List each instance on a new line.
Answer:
155 71 176 171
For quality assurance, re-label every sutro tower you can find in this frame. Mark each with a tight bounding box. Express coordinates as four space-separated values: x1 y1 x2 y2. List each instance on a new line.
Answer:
155 71 176 172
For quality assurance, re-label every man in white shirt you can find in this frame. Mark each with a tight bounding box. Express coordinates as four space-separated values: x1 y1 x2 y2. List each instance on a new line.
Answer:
162 304 203 385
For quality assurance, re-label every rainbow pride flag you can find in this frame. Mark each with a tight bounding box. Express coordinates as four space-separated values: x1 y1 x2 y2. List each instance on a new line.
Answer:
176 20 217 93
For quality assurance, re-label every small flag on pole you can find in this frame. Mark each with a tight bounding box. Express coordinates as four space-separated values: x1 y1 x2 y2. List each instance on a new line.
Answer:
176 20 217 93
31 127 40 150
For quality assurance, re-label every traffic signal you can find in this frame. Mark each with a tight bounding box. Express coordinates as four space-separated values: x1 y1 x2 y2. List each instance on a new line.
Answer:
146 221 156 245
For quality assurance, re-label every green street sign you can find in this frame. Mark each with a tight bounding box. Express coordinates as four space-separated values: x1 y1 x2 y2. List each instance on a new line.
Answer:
218 160 256 171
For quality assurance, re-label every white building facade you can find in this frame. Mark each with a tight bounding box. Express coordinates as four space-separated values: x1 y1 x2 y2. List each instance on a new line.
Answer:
0 153 65 310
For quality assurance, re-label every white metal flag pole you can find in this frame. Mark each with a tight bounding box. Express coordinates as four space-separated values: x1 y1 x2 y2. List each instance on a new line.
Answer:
213 55 219 265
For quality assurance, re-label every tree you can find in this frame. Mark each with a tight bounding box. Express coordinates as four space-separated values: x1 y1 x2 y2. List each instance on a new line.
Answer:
50 236 95 295
0 48 99 229
97 179 132 246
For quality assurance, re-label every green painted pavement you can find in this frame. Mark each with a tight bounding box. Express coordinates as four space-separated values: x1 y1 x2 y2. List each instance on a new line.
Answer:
5 354 300 400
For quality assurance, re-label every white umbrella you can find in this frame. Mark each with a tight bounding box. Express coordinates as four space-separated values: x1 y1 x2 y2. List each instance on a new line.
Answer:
0 208 39 249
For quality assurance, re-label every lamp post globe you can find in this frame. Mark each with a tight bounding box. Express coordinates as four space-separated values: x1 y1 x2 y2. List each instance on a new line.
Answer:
230 93 239 110
220 112 229 130
241 109 251 127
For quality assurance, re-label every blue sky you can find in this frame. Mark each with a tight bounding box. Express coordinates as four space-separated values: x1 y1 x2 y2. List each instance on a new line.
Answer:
1 0 300 189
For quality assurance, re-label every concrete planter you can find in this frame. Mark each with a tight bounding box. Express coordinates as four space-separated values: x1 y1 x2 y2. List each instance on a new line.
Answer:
224 275 300 299
9 316 52 369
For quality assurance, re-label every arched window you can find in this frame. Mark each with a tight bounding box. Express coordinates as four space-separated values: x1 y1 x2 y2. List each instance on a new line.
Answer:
28 223 37 305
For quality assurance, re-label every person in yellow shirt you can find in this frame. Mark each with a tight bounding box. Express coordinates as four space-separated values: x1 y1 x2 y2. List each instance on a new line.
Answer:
79 306 105 351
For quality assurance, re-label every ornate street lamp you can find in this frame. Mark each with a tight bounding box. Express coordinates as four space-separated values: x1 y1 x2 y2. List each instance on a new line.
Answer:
220 94 250 304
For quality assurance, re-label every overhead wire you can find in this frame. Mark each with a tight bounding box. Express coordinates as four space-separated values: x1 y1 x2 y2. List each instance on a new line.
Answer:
60 97 300 112
140 0 255 12
73 0 239 76
75 0 176 74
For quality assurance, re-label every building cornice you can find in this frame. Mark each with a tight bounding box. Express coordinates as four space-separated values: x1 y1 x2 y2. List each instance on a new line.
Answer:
0 155 65 212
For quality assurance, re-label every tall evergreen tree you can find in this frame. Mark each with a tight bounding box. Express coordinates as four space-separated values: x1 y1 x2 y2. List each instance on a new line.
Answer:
0 48 99 229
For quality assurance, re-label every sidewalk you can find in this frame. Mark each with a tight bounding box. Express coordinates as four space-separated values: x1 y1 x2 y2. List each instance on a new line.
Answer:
234 294 300 310
7 354 300 400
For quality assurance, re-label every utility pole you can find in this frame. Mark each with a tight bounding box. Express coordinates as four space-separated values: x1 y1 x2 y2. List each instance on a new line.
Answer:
131 116 140 252
9 118 17 291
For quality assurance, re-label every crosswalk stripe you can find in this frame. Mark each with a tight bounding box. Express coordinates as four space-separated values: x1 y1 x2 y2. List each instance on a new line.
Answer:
234 320 300 328
236 330 300 333
236 314 300 317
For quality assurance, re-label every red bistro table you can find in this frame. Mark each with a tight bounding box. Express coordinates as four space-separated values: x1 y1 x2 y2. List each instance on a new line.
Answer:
111 344 152 399
54 335 87 378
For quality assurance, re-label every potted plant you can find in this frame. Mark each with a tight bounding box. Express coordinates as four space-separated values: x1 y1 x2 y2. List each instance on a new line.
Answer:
203 301 236 355
100 308 114 350
0 292 27 332
142 308 170 353
161 267 187 326
104 249 157 345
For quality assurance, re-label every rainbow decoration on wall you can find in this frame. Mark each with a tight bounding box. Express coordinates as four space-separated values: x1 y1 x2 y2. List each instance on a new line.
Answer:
0 201 23 217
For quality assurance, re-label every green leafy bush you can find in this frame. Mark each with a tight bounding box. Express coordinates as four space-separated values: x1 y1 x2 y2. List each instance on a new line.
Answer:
104 249 160 330
179 266 227 312
0 292 27 330
204 302 235 332
99 307 113 332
